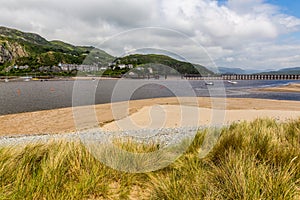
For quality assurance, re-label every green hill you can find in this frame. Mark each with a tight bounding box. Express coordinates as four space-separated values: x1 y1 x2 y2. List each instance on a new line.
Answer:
0 26 114 73
115 54 214 75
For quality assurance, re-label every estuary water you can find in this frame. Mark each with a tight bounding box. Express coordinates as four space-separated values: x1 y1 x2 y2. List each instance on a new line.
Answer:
0 79 300 115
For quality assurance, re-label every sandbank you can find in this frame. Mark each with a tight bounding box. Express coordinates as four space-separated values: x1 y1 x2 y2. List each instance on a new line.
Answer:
1 97 300 136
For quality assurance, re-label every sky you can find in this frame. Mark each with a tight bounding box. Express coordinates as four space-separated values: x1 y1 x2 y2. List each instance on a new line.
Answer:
1 0 300 71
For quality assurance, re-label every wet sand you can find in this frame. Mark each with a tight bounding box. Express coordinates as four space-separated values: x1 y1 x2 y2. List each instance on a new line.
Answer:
1 97 300 136
260 83 300 93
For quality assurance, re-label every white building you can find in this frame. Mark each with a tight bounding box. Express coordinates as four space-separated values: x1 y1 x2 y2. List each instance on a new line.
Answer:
119 64 126 69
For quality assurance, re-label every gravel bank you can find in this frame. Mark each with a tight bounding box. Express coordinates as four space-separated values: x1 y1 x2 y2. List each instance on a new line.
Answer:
0 127 204 148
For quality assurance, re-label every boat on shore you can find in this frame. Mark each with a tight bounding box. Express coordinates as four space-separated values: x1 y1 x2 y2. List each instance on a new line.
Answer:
23 77 31 82
21 74 32 82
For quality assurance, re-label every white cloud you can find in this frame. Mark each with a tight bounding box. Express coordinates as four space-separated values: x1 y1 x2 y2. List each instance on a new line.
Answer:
226 57 235 62
0 0 300 70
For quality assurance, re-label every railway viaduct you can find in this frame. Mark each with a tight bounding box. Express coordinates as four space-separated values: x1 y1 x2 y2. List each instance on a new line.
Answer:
184 74 300 80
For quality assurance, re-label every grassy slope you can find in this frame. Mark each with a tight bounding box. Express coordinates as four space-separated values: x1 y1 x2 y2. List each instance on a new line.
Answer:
0 120 299 199
116 54 214 76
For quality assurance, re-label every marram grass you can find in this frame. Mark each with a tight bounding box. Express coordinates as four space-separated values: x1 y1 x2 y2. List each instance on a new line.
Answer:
0 118 299 199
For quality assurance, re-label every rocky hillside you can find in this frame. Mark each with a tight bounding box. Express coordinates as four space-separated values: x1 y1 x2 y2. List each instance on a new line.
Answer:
0 41 28 64
0 26 114 71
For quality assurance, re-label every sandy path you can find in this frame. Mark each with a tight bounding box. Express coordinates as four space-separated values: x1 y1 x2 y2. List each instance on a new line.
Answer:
1 97 300 136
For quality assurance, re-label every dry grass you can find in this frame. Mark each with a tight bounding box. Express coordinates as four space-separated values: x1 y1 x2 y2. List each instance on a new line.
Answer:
0 118 299 199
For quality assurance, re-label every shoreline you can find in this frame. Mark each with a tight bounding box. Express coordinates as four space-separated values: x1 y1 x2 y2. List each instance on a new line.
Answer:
1 97 300 136
259 83 300 93
0 76 120 82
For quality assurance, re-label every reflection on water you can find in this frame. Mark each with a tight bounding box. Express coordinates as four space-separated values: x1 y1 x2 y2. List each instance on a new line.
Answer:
0 79 300 115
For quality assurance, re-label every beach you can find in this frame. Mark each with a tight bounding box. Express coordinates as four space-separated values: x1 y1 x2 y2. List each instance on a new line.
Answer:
1 97 300 136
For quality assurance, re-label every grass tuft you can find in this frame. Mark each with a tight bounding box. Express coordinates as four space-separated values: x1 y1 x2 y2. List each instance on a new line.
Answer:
0 118 299 199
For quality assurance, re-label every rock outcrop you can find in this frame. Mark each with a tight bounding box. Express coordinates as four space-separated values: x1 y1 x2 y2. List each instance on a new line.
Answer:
0 41 28 64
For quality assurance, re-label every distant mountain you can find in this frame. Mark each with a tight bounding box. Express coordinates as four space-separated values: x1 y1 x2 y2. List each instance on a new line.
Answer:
276 67 300 74
217 67 247 74
258 67 300 74
115 54 214 75
0 26 114 71
215 67 271 74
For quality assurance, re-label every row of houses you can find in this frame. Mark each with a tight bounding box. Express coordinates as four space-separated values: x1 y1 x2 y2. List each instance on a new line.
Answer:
59 63 135 72
59 64 107 72
6 63 148 73
6 64 106 73
5 65 30 72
